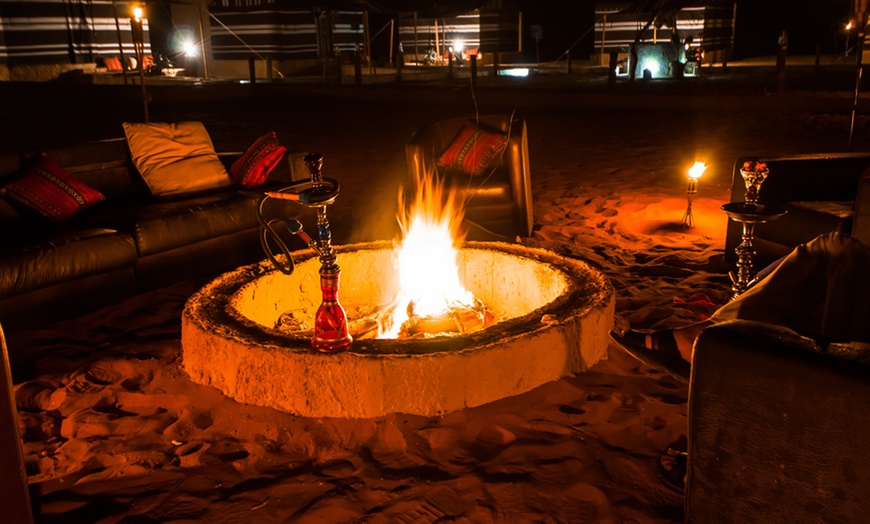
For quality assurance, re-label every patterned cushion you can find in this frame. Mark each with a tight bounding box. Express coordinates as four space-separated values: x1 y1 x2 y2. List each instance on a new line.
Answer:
0 154 105 221
230 132 287 188
437 121 507 176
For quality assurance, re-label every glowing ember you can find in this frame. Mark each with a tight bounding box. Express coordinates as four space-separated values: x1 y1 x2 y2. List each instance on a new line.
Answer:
377 173 482 338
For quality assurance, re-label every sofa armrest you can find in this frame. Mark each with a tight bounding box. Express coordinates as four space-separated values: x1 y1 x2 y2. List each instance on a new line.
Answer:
686 319 870 523
216 151 243 172
852 171 870 247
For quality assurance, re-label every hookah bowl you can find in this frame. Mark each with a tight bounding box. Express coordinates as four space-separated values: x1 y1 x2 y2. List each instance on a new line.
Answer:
740 166 769 206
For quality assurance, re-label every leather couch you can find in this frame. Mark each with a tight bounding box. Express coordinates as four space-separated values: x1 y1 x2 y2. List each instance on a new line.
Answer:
685 319 870 523
725 153 870 267
0 137 300 333
405 114 534 241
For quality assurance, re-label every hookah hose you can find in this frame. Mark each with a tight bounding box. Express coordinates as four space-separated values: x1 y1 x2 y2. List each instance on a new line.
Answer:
256 195 298 275
256 178 341 275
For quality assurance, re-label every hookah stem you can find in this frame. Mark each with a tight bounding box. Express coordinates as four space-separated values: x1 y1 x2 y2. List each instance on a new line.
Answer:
316 205 337 271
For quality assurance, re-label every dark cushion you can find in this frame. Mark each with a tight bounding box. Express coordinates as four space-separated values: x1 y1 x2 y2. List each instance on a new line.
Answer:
33 138 146 199
0 227 137 298
85 191 262 257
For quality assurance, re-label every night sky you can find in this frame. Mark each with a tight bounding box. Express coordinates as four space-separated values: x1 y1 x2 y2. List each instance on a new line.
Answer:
733 0 854 57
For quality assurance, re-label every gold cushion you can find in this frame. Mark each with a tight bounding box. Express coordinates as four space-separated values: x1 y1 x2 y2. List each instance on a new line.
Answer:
123 121 232 197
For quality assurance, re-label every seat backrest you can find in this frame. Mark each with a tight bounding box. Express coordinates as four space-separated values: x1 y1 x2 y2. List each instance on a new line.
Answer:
0 324 34 524
728 153 870 205
725 153 870 265
405 114 533 238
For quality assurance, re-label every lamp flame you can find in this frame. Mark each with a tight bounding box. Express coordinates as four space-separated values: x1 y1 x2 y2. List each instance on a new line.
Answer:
689 161 707 180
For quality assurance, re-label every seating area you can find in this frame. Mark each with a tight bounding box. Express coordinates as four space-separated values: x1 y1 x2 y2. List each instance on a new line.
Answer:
4 82 870 521
0 123 298 333
405 114 534 241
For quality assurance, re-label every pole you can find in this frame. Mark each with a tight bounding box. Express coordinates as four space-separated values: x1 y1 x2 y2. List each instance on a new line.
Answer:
363 9 372 74
111 0 128 84
389 18 394 64
434 19 440 63
850 23 866 150
413 12 419 64
138 44 147 122
775 30 788 92
130 10 148 122
198 5 209 78
518 11 522 52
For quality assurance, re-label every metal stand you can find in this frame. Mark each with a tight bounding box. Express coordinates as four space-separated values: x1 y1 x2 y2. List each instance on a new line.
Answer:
257 153 352 352
681 178 697 228
721 202 787 299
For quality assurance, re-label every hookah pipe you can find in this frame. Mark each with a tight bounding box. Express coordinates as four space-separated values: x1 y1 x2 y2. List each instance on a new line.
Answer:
256 153 353 353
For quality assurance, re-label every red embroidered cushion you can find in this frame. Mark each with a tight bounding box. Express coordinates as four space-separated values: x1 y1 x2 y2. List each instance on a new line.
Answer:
437 122 507 176
0 154 105 221
230 132 287 188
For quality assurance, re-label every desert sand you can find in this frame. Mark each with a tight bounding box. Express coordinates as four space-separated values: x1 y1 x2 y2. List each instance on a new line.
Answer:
7 63 867 522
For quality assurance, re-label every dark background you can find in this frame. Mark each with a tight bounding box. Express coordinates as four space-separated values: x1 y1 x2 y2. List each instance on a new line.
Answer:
367 0 856 63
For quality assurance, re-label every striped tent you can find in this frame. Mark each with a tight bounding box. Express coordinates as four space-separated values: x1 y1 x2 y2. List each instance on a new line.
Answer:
208 0 366 60
397 11 481 60
396 2 520 61
594 2 735 53
0 0 150 66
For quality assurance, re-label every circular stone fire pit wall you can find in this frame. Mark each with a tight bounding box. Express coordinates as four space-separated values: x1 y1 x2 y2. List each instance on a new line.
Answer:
182 241 614 418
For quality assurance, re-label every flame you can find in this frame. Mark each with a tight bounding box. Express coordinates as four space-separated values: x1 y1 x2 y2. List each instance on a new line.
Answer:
688 161 707 180
378 173 474 338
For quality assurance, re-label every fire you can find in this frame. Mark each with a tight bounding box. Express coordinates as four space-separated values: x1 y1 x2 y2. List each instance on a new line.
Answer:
377 173 476 338
688 161 707 180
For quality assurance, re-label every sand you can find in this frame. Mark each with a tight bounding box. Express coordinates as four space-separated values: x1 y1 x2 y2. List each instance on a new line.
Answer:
7 65 866 522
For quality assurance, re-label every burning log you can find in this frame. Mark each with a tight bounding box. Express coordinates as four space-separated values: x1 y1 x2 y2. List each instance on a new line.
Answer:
401 299 496 337
276 300 496 341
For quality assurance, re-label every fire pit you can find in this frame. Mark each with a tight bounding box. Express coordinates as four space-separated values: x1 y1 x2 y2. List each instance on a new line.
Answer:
182 241 614 418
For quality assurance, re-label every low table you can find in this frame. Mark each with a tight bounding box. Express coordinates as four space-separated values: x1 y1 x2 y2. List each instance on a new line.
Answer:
721 202 787 299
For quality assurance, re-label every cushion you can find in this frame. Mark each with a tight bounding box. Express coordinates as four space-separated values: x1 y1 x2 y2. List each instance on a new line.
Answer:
103 56 123 71
230 132 287 188
123 121 232 198
0 154 105 221
437 121 507 176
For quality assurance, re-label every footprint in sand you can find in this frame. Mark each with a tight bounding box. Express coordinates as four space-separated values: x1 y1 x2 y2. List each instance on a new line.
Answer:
15 381 66 412
558 404 586 415
121 370 154 391
596 207 618 217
